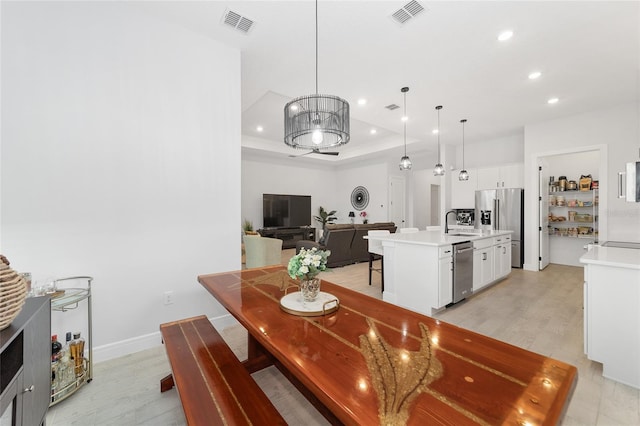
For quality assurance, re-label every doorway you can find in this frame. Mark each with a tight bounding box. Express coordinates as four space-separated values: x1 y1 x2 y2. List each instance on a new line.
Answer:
537 147 606 269
389 176 406 228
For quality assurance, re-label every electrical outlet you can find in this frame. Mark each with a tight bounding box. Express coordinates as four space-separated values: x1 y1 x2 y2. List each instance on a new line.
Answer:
163 291 174 305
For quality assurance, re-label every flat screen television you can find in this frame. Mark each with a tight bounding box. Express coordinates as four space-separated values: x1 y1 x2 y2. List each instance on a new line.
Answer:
263 194 311 228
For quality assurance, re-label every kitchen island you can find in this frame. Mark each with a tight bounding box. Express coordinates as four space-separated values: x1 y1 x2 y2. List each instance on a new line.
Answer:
580 244 640 389
367 229 513 316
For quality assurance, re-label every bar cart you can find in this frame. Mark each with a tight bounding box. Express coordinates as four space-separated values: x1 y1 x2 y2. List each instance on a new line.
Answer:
49 276 93 406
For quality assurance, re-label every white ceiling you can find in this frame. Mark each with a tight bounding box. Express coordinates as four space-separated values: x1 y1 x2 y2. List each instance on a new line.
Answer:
138 1 639 164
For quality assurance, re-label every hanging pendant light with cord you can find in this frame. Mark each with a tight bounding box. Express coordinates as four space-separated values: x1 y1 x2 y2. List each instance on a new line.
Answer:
459 119 469 181
284 0 350 150
399 87 412 171
433 105 445 176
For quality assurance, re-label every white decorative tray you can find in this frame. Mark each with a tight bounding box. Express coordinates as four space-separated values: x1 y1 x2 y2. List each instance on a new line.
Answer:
279 291 340 317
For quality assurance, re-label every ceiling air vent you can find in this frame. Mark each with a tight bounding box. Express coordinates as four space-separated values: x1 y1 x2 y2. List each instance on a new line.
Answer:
391 1 425 25
385 104 400 111
222 9 255 34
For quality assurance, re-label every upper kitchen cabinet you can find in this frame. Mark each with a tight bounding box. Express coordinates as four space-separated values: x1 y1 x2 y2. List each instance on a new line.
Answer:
451 169 478 209
477 164 524 190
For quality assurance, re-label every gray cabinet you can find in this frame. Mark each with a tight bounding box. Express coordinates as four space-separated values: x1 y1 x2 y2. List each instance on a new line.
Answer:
22 299 51 426
0 296 50 426
258 227 316 248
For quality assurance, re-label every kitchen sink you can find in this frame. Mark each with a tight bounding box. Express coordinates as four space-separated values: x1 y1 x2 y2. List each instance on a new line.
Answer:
446 232 480 237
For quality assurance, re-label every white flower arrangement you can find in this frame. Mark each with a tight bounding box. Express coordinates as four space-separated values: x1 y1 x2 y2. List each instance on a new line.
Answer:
287 247 331 280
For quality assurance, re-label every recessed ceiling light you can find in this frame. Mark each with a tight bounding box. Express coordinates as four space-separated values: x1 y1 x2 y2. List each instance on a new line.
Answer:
528 71 542 80
401 115 408 122
290 104 298 111
498 30 513 41
370 128 377 135
432 129 439 134
357 98 367 106
256 125 263 132
547 97 559 104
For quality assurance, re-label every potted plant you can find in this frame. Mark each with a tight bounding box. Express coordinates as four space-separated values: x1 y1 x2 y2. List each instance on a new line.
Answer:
314 207 337 244
243 219 258 235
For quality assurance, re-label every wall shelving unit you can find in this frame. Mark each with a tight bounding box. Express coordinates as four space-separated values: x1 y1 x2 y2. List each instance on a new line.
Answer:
548 189 598 242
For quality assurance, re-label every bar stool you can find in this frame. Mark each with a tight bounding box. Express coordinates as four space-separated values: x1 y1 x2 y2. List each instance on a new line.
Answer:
399 227 419 233
367 230 389 291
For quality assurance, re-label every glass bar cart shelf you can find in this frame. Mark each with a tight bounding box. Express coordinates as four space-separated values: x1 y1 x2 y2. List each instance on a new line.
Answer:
49 276 93 407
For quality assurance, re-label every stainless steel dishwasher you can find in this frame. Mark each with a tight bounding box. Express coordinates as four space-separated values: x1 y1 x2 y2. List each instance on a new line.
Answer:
452 241 474 303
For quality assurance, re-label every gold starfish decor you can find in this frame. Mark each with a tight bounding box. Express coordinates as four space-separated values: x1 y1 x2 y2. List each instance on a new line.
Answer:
359 318 443 425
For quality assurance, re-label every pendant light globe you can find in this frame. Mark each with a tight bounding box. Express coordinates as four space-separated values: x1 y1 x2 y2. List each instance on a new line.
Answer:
458 119 469 181
399 87 412 171
433 105 445 176
399 155 412 170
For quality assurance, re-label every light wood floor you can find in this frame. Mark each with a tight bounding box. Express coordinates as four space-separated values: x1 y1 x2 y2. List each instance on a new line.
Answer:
46 249 639 425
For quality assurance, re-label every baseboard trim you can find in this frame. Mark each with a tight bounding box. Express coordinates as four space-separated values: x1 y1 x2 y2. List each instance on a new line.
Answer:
93 313 240 363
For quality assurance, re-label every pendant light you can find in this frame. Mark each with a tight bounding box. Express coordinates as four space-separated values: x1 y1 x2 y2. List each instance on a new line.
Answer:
459 119 469 181
399 87 412 171
433 105 445 176
284 0 350 150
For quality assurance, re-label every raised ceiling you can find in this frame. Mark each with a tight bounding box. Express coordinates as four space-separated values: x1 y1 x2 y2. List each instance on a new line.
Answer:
139 1 639 164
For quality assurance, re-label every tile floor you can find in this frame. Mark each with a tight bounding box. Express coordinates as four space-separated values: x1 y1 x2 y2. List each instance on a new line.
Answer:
46 251 640 425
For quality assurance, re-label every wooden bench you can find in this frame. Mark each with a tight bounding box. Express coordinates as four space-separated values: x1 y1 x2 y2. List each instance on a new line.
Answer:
159 315 286 425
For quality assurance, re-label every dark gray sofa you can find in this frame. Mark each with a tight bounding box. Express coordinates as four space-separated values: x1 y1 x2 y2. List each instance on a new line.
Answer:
321 222 396 268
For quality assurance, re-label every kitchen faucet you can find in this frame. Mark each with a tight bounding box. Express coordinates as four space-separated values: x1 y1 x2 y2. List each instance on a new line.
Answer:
444 210 457 234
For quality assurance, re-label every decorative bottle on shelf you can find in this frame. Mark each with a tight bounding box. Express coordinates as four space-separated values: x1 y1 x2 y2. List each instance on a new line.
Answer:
51 335 62 401
70 332 85 377
51 334 62 362
57 332 74 394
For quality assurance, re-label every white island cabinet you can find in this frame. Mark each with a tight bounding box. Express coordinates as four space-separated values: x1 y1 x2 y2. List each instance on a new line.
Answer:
369 230 513 316
473 237 494 291
580 245 640 389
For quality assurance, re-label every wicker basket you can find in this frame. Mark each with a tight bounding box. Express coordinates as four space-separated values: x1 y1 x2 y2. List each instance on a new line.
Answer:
0 256 27 331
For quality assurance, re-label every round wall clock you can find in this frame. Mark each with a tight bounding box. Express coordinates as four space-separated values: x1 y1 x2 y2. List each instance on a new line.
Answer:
350 186 370 211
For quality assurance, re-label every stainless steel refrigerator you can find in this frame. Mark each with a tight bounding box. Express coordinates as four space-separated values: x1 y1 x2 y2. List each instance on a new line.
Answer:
475 188 524 268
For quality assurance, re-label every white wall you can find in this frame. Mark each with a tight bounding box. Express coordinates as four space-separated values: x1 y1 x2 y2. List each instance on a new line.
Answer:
524 102 640 270
455 132 524 170
335 163 389 224
241 154 391 230
241 154 338 231
1 3 241 360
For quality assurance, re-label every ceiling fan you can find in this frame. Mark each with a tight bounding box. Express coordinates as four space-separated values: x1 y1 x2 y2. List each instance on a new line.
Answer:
288 149 339 158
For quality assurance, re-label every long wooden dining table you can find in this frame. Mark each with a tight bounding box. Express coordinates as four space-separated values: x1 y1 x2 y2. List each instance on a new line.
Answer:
198 266 576 425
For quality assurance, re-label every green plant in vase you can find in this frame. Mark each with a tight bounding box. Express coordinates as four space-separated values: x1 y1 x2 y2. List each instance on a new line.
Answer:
243 219 258 235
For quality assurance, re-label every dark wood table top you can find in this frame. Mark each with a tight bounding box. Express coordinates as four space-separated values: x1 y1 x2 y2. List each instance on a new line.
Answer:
198 266 576 426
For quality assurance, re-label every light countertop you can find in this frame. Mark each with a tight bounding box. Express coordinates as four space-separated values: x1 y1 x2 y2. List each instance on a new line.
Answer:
580 245 640 270
366 229 513 247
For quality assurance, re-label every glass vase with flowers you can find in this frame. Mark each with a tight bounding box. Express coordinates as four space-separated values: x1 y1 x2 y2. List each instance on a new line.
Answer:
287 247 330 302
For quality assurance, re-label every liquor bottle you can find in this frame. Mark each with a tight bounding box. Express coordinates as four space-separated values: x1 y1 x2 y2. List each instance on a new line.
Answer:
51 335 62 362
51 335 62 401
70 332 85 377
57 332 74 392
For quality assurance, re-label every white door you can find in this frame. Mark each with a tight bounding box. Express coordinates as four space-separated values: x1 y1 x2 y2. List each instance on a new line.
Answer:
389 176 406 228
539 164 550 270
